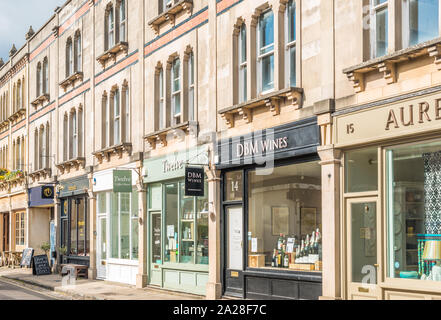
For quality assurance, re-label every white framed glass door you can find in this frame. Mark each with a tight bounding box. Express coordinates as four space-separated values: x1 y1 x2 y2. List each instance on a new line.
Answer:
227 206 243 271
97 216 108 279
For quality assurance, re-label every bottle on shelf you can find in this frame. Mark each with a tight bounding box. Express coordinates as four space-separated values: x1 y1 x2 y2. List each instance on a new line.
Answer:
316 228 322 260
295 244 300 263
272 249 277 267
277 234 284 251
283 250 289 268
277 250 282 268
299 239 305 263
305 235 310 263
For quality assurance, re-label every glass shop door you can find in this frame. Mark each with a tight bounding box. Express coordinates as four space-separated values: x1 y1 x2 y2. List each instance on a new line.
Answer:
149 211 162 287
96 216 107 279
346 198 382 300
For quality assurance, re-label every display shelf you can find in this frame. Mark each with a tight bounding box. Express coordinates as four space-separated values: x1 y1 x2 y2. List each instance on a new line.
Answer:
182 239 194 242
181 219 194 223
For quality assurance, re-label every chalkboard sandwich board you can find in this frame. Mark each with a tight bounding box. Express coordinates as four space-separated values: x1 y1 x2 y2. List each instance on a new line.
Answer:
20 248 34 268
32 255 52 276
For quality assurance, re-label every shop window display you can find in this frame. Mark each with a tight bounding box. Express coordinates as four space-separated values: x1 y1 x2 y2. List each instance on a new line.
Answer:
386 140 441 282
247 162 322 272
345 147 378 193
162 180 209 265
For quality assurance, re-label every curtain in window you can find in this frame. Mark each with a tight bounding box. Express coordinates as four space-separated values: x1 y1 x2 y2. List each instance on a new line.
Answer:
423 151 441 234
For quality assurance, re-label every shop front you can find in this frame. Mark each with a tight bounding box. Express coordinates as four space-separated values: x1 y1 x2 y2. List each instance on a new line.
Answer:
0 196 9 255
93 166 139 285
144 145 210 296
58 176 90 267
10 193 28 254
28 186 54 258
217 118 323 300
334 89 441 299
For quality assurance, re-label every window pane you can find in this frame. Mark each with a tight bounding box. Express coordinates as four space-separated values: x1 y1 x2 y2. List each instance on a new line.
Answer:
386 140 441 282
240 25 247 63
173 94 181 117
120 193 130 260
111 193 119 258
259 11 274 53
165 183 178 263
247 162 322 270
131 189 139 260
70 200 78 255
180 183 194 264
196 181 209 265
239 65 247 104
345 147 378 193
409 0 439 46
290 46 296 86
261 54 274 92
98 193 107 214
287 0 296 43
149 184 162 210
189 88 194 121
376 8 388 57
225 171 243 201
77 198 86 256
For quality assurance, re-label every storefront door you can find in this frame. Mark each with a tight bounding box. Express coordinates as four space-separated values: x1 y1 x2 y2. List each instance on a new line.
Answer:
2 213 8 252
150 211 162 286
97 216 107 279
346 198 381 300
224 206 244 297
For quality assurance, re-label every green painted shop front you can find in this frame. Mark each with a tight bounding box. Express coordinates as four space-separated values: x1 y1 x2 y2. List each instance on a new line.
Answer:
144 145 209 295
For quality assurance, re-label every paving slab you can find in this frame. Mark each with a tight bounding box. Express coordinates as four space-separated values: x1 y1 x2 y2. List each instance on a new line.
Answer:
0 267 203 300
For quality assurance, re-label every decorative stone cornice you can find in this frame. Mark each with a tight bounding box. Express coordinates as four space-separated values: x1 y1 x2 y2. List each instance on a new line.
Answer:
29 168 52 183
144 121 198 150
218 87 303 129
56 157 86 175
0 54 29 88
59 72 83 92
92 143 133 164
31 94 50 109
148 0 193 35
96 42 128 68
8 108 26 123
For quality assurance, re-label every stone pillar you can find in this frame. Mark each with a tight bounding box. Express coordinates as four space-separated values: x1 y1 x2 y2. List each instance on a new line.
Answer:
136 163 148 288
88 172 97 280
274 1 286 91
318 145 342 300
205 167 222 300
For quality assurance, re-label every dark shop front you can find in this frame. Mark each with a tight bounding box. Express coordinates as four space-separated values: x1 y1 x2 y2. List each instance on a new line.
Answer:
58 175 90 267
217 117 323 300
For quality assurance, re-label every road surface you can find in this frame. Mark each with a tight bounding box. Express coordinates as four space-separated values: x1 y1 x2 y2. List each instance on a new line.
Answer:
0 278 56 300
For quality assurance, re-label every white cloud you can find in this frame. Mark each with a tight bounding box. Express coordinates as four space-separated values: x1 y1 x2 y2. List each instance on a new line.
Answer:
0 0 65 62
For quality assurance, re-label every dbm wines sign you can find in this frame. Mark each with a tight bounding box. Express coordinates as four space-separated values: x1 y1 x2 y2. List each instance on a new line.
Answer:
185 167 205 197
216 118 320 169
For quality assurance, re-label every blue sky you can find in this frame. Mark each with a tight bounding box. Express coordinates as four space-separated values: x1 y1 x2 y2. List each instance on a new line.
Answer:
0 0 65 62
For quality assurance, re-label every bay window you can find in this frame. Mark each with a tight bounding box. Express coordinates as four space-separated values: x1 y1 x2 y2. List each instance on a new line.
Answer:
258 10 275 93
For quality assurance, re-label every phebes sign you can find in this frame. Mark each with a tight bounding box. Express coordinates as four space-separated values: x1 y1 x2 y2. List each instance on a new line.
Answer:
41 186 54 199
185 167 205 197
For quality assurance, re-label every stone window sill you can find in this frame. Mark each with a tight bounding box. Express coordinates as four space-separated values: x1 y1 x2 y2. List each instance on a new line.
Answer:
144 120 198 149
92 142 132 164
148 0 193 35
218 87 303 128
31 93 50 109
343 37 441 93
59 72 83 92
97 42 129 68
56 157 85 175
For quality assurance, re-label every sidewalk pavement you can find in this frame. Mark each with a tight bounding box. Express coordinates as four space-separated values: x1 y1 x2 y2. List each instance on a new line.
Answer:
0 267 203 300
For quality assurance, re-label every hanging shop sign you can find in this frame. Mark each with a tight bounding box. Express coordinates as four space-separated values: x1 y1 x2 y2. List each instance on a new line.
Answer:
41 186 55 199
335 90 441 146
113 170 132 193
185 167 205 197
216 117 320 169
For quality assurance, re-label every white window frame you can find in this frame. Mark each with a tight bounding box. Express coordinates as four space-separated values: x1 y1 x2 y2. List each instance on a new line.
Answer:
75 34 82 73
108 7 115 49
238 24 247 103
114 89 121 145
187 52 195 121
171 58 181 125
370 0 388 59
72 111 78 159
159 68 165 130
119 0 127 43
257 9 275 94
124 87 129 142
43 58 49 94
285 0 296 87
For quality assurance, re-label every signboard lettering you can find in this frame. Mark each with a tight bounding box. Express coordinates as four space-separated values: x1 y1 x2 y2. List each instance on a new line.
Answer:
236 137 289 158
185 167 205 197
32 255 52 276
113 170 132 193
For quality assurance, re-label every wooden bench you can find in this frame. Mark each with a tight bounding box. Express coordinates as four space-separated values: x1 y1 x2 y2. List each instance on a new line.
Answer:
60 264 88 280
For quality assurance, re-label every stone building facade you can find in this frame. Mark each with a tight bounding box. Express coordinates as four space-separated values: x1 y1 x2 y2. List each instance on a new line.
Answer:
0 0 441 300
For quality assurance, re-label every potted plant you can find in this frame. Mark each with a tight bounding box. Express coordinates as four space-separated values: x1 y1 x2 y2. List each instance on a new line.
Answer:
40 242 51 260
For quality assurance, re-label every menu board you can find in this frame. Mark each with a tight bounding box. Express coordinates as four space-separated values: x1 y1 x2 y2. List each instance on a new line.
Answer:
20 248 34 268
32 255 52 276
